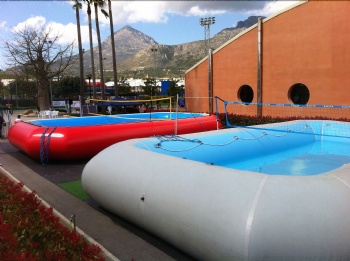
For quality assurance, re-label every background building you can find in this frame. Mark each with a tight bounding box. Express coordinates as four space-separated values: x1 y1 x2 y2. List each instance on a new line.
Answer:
185 1 350 119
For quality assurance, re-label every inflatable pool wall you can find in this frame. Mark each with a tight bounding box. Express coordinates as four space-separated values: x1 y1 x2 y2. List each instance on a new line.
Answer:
8 113 220 161
82 120 350 260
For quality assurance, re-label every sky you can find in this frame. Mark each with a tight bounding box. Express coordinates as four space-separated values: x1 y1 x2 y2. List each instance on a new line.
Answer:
0 0 301 69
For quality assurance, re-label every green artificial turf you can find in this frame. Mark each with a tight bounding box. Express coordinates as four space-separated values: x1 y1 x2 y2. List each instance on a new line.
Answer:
58 180 90 201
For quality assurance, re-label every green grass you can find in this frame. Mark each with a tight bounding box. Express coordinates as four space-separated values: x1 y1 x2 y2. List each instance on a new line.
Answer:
58 180 90 201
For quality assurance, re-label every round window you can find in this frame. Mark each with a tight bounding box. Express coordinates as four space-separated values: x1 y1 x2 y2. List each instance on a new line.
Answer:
238 85 254 103
289 83 310 105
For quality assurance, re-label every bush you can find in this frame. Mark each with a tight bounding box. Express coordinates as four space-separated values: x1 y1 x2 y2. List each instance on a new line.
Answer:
0 175 105 261
217 113 350 127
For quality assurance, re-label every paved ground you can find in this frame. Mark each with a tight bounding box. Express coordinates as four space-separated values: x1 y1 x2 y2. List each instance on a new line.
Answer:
0 111 196 261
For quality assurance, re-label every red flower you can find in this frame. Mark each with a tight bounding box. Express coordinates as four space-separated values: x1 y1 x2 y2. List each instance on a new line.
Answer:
0 176 105 260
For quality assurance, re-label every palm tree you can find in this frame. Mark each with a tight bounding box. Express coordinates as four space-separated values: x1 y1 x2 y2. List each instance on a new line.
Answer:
93 0 108 100
73 0 85 99
108 0 118 97
84 0 97 99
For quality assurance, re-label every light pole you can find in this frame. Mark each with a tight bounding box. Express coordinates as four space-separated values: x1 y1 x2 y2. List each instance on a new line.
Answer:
200 17 215 52
151 47 157 77
200 17 215 113
44 40 53 108
151 47 158 112
151 48 157 93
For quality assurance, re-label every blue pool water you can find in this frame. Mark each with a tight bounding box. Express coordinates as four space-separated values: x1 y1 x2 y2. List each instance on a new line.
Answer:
30 112 208 127
219 140 350 175
137 120 350 176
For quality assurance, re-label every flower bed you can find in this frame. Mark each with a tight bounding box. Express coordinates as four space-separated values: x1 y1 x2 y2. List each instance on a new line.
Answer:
0 175 105 261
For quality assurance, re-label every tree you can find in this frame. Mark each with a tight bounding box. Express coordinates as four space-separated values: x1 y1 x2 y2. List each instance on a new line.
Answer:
82 0 108 100
108 0 118 97
142 78 157 96
73 0 85 98
2 25 76 110
117 77 131 94
84 0 97 99
12 79 37 99
0 81 7 100
93 0 108 100
167 80 184 97
54 76 81 98
7 61 38 99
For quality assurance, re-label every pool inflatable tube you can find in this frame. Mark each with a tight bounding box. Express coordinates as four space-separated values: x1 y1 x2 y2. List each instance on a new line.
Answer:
8 112 220 161
82 120 350 260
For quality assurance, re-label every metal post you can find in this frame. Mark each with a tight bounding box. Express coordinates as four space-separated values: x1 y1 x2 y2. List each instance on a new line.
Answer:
208 48 213 114
49 79 52 108
175 94 179 135
89 78 91 98
10 82 12 109
44 40 53 108
70 213 76 232
15 63 18 108
257 17 262 117
102 57 106 100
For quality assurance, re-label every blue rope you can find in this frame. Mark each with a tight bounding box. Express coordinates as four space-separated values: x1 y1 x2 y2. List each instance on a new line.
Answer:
153 125 310 152
40 128 49 164
154 135 203 148
40 127 57 165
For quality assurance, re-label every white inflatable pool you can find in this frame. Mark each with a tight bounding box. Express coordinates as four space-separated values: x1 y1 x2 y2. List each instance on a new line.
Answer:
82 120 350 260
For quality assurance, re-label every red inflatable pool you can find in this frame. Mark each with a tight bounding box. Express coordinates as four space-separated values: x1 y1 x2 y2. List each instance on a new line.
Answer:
8 112 221 162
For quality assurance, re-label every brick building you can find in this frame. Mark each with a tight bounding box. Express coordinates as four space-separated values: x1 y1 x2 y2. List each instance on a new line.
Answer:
185 1 350 119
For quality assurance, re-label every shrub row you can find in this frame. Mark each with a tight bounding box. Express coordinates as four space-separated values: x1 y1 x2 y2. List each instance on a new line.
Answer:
0 175 105 261
217 113 350 127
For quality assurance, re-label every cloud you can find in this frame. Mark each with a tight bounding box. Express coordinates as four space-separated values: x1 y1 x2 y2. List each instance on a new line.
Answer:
46 21 96 46
13 16 46 32
7 1 302 47
260 1 303 16
93 1 169 24
0 21 7 29
11 16 95 46
106 1 301 25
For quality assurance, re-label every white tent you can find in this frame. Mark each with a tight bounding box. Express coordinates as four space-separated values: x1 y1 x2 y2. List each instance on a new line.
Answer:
126 79 145 87
105 81 115 87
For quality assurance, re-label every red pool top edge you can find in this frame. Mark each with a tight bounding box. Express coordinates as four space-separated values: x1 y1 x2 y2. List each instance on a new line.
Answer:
8 114 221 162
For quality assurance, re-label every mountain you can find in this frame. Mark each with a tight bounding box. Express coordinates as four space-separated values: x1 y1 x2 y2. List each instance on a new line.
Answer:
101 25 158 63
78 16 264 79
